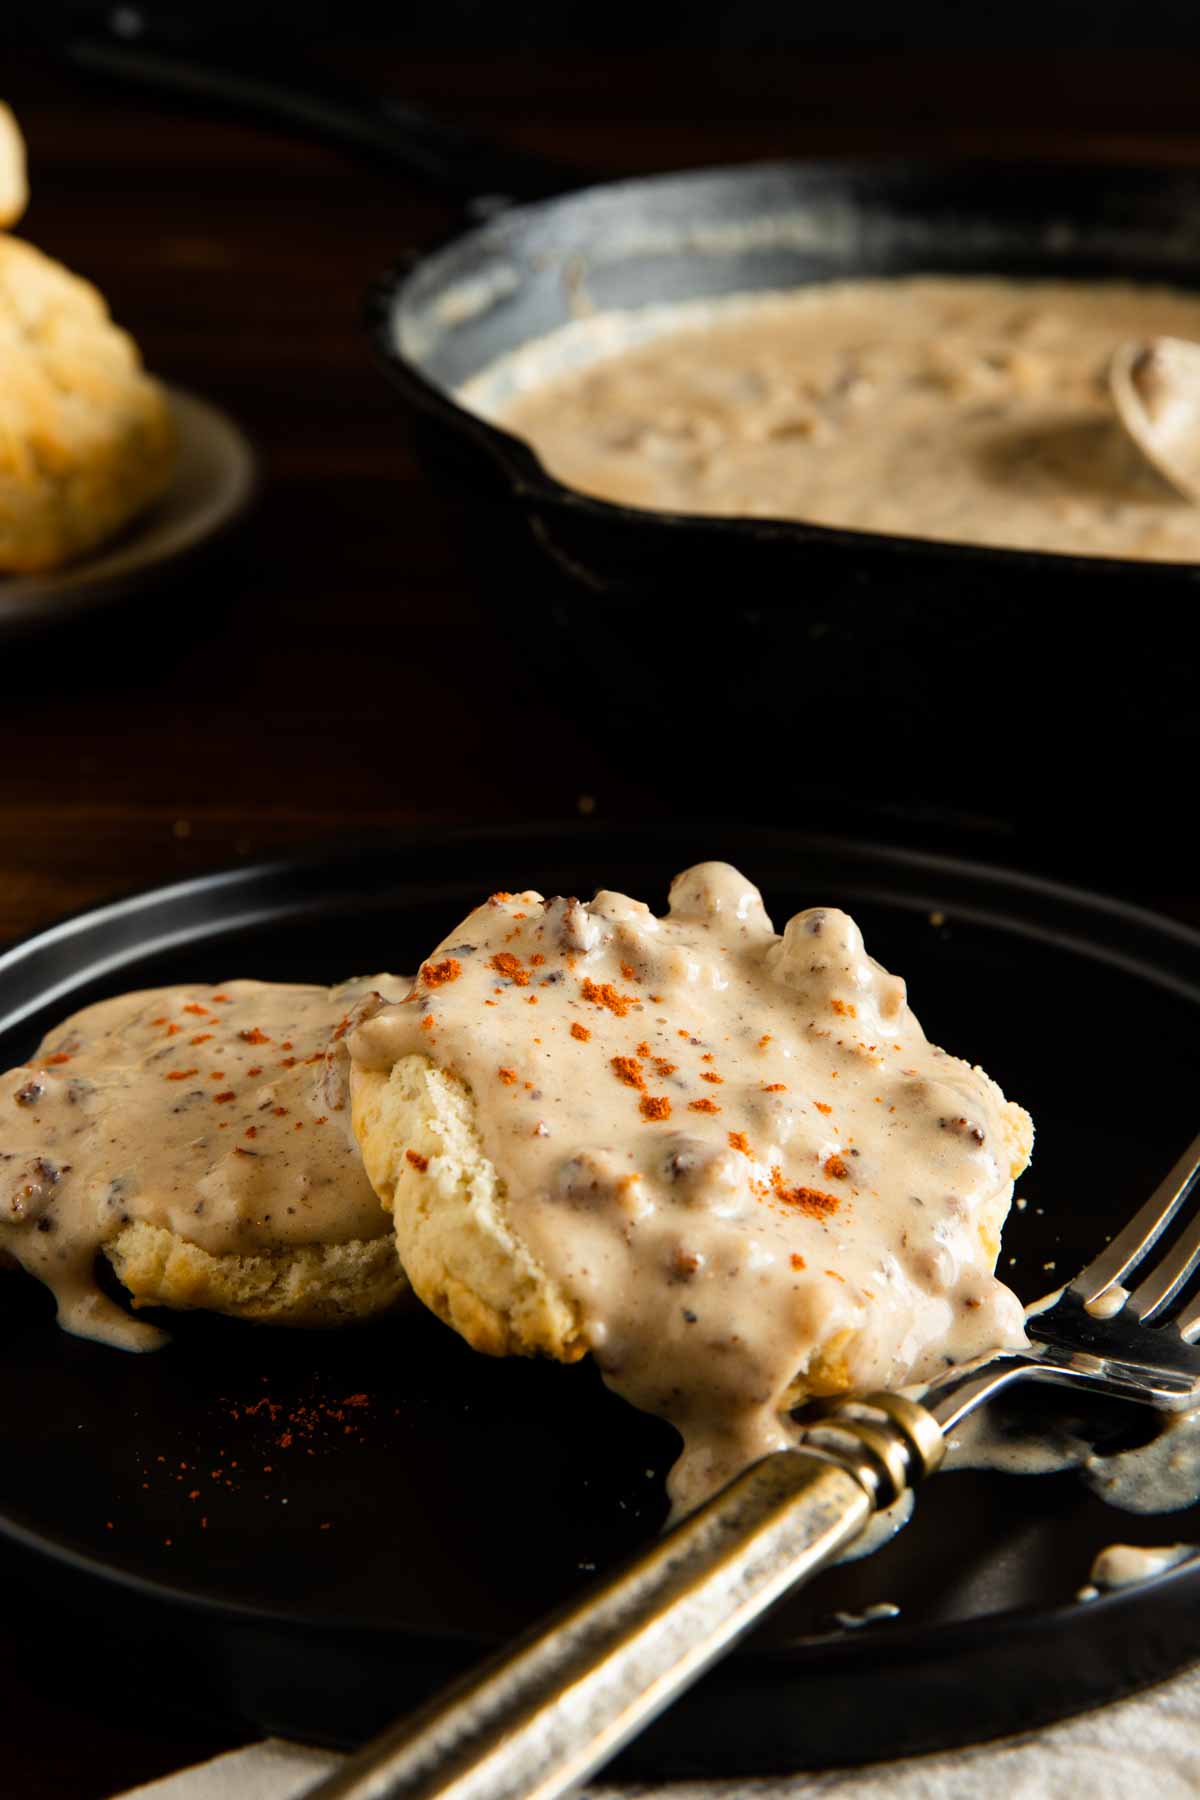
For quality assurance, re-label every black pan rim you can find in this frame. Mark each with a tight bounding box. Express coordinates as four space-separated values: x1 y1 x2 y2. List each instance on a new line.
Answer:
4 818 1200 1668
364 151 1200 583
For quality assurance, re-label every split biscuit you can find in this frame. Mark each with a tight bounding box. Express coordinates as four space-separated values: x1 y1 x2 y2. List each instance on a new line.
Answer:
353 1052 586 1362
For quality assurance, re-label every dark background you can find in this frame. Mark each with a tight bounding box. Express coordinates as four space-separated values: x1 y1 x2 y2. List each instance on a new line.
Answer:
2 19 1200 947
7 1 1200 46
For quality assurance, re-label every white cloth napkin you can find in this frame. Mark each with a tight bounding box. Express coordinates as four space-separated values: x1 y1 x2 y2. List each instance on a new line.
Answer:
120 1662 1200 1800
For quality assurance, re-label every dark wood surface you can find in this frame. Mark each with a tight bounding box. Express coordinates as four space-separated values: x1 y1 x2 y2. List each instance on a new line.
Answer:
3 42 1200 1797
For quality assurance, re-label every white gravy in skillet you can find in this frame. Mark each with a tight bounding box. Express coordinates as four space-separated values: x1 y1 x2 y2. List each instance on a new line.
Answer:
463 275 1200 561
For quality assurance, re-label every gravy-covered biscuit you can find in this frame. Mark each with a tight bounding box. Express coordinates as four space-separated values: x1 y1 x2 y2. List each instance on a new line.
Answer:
1 977 411 1349
350 865 1032 1511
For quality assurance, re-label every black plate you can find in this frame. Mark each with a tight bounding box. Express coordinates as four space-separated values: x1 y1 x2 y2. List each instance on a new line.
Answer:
4 823 1200 1775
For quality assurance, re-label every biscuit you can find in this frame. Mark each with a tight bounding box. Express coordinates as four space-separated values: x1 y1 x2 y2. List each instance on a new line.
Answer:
0 102 27 228
352 1054 586 1361
106 1218 407 1329
0 233 175 572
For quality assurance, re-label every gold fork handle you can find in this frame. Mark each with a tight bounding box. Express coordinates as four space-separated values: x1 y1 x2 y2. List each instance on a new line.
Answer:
306 1450 872 1800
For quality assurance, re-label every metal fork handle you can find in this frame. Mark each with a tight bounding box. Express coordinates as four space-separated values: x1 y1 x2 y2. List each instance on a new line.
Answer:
304 1400 941 1800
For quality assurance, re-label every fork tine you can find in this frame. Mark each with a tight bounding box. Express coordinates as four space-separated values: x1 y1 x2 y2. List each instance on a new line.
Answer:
1069 1127 1200 1305
1127 1202 1200 1323
1175 1290 1200 1344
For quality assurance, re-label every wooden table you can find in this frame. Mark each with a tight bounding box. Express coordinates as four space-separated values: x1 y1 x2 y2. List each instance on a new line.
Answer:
3 42 1200 1796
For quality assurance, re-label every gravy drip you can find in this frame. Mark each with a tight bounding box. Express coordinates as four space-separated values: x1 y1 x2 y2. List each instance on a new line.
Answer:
1 976 409 1351
350 863 1031 1512
466 276 1200 562
947 1397 1200 1519
1080 1541 1198 1599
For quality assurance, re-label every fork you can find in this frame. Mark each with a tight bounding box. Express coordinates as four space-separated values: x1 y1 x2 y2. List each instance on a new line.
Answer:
306 1131 1200 1800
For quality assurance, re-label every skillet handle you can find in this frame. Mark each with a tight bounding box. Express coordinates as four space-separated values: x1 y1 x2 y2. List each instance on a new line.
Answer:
63 14 578 214
302 1449 875 1800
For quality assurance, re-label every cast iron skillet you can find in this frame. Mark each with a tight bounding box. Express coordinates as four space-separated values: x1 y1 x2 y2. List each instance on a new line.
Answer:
3 821 1200 1773
67 25 1200 823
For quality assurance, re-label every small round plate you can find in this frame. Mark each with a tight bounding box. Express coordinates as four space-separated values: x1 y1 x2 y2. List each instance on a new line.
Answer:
0 387 257 634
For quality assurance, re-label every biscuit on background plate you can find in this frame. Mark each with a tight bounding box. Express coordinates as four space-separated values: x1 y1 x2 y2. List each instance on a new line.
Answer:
0 100 176 574
0 101 27 228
